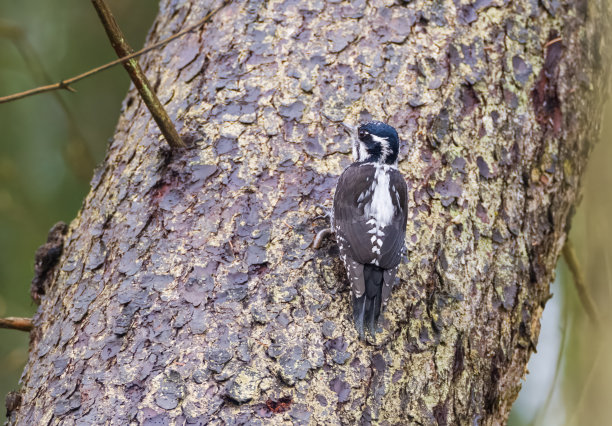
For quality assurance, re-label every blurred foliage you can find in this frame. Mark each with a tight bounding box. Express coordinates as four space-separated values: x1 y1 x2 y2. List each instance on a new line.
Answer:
0 0 158 422
509 101 612 425
1 1 611 424
561 101 612 426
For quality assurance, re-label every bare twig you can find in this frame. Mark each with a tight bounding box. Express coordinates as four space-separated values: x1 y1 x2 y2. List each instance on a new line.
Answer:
0 317 33 332
0 1 228 105
562 239 601 327
91 0 185 149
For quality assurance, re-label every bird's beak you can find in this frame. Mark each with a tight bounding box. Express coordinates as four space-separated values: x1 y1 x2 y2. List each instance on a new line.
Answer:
341 122 356 135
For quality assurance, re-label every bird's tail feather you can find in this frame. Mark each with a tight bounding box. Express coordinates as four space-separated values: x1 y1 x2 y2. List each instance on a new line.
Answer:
353 264 384 338
353 293 366 339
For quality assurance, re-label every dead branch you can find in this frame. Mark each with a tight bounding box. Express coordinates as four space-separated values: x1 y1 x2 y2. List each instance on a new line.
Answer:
0 317 33 332
91 0 185 149
563 239 601 327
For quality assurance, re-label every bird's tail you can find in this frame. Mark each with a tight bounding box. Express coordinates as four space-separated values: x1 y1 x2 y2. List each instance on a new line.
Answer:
353 264 384 339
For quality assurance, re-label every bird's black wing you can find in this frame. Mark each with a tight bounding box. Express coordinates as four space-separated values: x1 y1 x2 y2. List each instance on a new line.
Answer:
333 164 408 268
333 164 379 265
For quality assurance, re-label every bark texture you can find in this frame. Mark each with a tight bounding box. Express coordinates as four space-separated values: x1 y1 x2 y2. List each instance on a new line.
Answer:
9 0 609 424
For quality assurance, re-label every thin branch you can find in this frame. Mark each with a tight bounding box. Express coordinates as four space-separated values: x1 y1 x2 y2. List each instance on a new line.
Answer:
91 0 185 150
0 317 33 332
0 0 228 105
562 239 601 327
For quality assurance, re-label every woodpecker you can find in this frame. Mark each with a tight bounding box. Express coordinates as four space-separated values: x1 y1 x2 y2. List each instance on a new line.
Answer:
332 121 408 338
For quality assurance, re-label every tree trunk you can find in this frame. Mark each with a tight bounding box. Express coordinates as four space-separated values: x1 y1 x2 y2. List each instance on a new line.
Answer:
9 0 608 424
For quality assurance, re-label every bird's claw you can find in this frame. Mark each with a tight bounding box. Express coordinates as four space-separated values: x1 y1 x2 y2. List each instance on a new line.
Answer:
313 204 333 222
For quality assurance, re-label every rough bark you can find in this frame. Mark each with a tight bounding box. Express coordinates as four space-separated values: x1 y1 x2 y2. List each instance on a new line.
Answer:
8 0 609 424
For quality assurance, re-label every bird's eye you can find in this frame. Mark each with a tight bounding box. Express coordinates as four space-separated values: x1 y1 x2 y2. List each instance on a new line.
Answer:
358 129 367 139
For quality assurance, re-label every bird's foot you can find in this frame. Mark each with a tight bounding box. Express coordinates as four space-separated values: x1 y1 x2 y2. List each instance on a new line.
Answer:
313 204 333 222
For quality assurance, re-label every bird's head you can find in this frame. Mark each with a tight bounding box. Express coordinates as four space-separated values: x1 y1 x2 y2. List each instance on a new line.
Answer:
345 121 400 165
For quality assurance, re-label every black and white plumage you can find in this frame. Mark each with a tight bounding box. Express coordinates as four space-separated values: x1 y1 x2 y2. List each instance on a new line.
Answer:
332 121 408 338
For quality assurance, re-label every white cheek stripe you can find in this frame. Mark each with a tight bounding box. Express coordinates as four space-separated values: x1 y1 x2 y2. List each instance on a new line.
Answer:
371 134 391 162
358 142 369 161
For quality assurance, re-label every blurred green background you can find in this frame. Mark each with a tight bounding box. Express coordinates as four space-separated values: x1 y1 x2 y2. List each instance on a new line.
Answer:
0 1 610 424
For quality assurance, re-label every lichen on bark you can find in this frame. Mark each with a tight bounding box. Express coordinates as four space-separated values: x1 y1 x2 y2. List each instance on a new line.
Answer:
9 0 609 425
